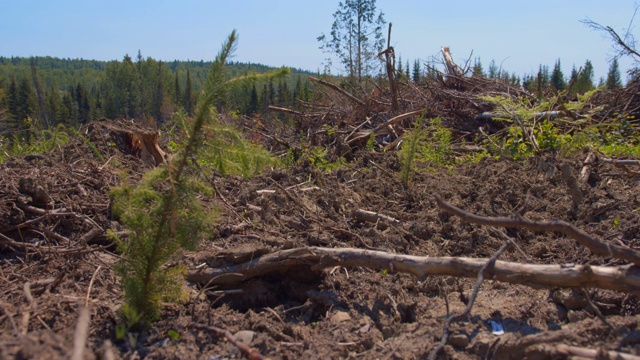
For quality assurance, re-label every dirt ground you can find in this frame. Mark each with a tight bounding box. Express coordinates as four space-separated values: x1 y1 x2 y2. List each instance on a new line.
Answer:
1 119 639 359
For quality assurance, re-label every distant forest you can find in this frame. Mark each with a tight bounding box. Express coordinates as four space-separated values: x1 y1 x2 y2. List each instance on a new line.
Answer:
0 54 316 137
0 53 627 139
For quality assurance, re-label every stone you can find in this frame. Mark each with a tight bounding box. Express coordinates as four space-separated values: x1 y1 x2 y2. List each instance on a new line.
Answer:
449 333 469 348
233 330 255 345
330 311 351 325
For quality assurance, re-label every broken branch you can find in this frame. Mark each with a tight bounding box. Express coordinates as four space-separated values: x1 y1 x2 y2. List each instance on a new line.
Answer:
308 76 365 107
187 246 640 294
434 194 640 266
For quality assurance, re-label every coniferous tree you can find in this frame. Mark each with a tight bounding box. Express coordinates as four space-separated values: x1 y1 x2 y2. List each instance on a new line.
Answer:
277 79 289 105
260 84 269 112
412 59 421 83
247 84 258 115
17 76 37 125
606 58 623 89
537 64 551 91
472 58 484 77
405 59 410 78
574 59 595 94
397 55 403 77
550 59 566 91
183 69 194 116
7 77 18 118
46 86 62 125
488 60 498 78
268 80 275 105
173 72 182 107
292 76 303 108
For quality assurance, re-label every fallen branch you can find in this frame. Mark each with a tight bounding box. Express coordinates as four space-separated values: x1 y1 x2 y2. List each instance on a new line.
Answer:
187 246 640 294
552 344 640 360
434 194 640 266
372 109 425 133
308 76 365 107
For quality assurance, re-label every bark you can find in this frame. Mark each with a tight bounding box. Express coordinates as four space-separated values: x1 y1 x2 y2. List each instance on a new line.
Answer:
187 246 640 294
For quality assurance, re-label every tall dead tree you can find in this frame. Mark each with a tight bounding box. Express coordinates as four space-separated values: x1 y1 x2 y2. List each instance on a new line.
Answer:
378 23 399 112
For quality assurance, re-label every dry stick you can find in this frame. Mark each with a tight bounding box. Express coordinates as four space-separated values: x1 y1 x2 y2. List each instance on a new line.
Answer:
428 240 512 360
186 246 640 294
0 233 108 255
372 109 425 134
0 302 19 335
85 265 102 307
308 76 365 107
266 105 305 116
580 288 613 330
553 344 640 360
71 306 90 360
434 194 640 266
191 323 267 360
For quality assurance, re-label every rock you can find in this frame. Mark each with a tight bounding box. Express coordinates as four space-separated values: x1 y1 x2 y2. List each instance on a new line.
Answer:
233 330 255 345
330 311 351 325
552 289 586 310
449 333 469 348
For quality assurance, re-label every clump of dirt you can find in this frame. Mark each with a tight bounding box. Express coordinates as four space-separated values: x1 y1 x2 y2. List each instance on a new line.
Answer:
1 117 640 359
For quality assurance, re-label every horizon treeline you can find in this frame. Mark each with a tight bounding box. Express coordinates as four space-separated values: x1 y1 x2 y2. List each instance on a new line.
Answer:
0 54 315 138
0 53 628 139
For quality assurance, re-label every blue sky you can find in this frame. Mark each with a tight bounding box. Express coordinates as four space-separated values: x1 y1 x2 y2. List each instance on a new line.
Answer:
0 0 636 81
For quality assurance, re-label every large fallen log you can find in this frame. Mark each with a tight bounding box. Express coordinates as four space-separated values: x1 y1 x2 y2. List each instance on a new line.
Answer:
187 246 640 294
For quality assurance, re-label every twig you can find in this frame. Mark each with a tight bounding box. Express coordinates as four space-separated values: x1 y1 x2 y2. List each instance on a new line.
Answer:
0 301 19 335
85 265 102 307
71 306 90 360
191 323 267 360
262 307 284 324
581 288 613 330
428 239 511 360
434 194 640 266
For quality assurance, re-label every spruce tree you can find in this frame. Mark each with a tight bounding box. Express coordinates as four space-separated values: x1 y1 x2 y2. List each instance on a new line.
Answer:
472 58 484 77
7 77 18 118
488 60 498 78
606 58 623 89
183 69 194 116
173 72 182 107
247 84 258 115
412 59 421 83
17 76 37 124
550 59 566 91
574 59 595 94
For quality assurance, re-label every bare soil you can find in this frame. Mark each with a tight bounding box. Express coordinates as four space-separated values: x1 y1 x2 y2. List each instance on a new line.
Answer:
1 119 639 359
